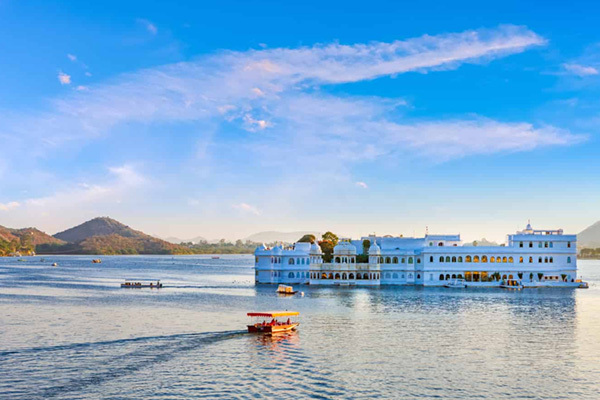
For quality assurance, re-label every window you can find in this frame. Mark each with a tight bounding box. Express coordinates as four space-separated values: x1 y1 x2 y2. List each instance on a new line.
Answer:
439 274 445 280
430 256 434 263
529 257 533 263
568 242 571 248
544 257 548 263
439 256 444 263
401 258 405 263
474 256 480 263
438 242 444 246
567 257 571 263
538 242 542 248
490 256 495 263
409 257 414 264
393 257 398 263
550 242 553 248
538 257 542 263
288 272 294 278
508 256 514 263
393 273 399 279
519 242 523 248
519 256 523 263
529 242 533 248
445 256 450 262
502 257 507 263
417 258 421 263
385 257 391 264
385 273 391 279
466 255 472 262
550 257 553 263
289 258 295 265
544 242 548 248
430 274 433 280
452 256 456 262
482 255 488 262
417 274 421 279
458 256 463 262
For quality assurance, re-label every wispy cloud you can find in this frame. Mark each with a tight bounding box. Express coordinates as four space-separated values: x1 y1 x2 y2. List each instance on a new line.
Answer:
0 201 20 211
138 18 157 35
67 54 77 62
233 203 261 215
562 63 599 77
355 182 368 189
57 71 71 85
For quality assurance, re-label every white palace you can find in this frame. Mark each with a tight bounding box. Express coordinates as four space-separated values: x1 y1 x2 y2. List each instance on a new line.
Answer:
254 223 580 287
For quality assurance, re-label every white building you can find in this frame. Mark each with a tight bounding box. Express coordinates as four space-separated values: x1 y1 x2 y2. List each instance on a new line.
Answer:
254 223 580 287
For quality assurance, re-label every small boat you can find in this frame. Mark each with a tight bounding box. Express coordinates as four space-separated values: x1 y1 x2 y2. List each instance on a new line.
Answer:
276 284 297 295
211 256 220 259
120 280 163 289
500 279 523 290
51 262 58 267
247 311 300 334
576 279 589 289
444 279 467 288
92 259 102 264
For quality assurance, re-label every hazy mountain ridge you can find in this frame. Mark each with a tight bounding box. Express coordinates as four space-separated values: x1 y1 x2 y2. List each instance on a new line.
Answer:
578 221 600 248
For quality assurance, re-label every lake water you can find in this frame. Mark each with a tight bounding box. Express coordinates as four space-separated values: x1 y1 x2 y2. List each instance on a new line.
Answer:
1 255 600 399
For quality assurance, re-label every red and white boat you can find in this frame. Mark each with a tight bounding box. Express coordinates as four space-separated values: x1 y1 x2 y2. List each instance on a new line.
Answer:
247 311 300 334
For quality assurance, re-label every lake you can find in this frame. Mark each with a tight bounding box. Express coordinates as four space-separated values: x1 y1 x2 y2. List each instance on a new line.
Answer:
1 255 599 399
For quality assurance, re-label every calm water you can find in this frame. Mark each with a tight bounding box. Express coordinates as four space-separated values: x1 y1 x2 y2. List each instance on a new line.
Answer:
1 255 600 399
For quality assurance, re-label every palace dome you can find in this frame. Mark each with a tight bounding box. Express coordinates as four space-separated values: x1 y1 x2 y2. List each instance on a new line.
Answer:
368 239 381 255
272 245 283 255
333 241 357 255
310 241 322 254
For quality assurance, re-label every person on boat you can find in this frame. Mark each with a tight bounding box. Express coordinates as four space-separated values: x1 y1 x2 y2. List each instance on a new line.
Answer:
286 318 291 325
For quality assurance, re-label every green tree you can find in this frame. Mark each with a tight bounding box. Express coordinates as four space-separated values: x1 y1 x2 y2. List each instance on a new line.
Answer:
318 240 335 263
298 234 316 243
322 231 339 246
362 239 370 254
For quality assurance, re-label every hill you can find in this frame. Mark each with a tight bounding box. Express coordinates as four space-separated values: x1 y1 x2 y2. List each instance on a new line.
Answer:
578 221 600 248
244 231 320 244
38 217 193 255
0 225 64 256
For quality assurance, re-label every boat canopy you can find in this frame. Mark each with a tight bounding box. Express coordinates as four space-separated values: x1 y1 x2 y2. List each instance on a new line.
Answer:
247 311 299 318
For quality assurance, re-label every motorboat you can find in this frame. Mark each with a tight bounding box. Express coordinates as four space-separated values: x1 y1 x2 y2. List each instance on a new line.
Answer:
576 279 589 289
444 279 467 288
247 311 300 334
276 284 297 295
120 280 163 289
500 279 523 290
92 259 102 264
51 262 58 267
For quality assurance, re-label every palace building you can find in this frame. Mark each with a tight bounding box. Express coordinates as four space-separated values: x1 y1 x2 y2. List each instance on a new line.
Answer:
254 223 579 287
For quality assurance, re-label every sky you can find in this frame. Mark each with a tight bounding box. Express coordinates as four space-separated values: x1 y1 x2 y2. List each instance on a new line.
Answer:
1 0 600 243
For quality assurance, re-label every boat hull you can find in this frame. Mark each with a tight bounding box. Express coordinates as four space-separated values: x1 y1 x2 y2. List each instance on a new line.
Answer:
247 323 299 334
120 284 162 289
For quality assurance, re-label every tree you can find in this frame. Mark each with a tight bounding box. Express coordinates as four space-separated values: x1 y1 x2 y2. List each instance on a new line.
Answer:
322 231 339 246
318 240 334 263
298 234 316 243
362 239 370 254
472 240 478 246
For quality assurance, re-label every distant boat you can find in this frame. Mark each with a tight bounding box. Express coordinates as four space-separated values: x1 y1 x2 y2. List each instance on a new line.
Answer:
276 284 297 295
120 280 163 289
92 259 102 264
52 262 58 267
576 279 589 289
444 279 467 289
211 256 220 259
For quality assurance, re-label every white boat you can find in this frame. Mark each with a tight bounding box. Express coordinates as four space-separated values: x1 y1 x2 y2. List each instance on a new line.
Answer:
444 279 467 288
500 279 524 290
276 284 297 294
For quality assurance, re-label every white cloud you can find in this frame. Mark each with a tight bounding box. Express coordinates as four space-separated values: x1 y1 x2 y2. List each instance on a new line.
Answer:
76 85 88 91
562 63 599 77
355 181 368 189
85 72 92 77
0 201 20 211
57 71 71 85
67 54 77 62
233 202 261 215
138 19 157 35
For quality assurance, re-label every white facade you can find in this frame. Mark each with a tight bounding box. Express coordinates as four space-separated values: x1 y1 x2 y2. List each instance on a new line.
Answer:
254 223 579 287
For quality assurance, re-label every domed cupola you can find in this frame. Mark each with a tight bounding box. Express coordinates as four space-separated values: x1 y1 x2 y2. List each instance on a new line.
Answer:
368 239 381 255
272 245 283 255
333 240 357 255
310 241 322 254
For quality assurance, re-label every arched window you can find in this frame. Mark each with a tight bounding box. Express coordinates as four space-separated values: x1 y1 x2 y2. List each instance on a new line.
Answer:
550 242 553 248
401 258 405 263
385 257 391 264
322 273 327 279
502 257 507 263
334 257 340 263
544 257 548 263
328 273 333 279
409 273 413 279
519 256 523 263
385 273 391 279
301 258 305 265
458 256 463 262
438 242 444 246
502 274 507 280
297 272 301 278
482 256 488 263
445 274 450 280
430 256 434 262
452 274 456 279
439 256 444 263
567 257 572 263
452 256 456 262
445 256 450 262
490 256 495 263
508 256 513 263
550 257 553 263
529 257 533 263
417 274 421 279
289 258 295 265
393 257 398 263
335 273 340 279
393 273 399 279
349 273 355 279
409 257 414 264
379 257 384 263
529 242 533 248
417 258 421 263
474 256 480 263
538 257 542 263
439 274 445 280
288 272 294 278
342 273 347 279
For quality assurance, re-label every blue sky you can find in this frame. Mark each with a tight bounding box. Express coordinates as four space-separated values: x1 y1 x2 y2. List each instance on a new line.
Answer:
1 0 599 242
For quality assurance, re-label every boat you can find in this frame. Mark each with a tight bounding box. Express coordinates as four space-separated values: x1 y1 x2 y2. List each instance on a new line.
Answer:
576 279 589 289
120 280 163 289
444 279 467 288
500 279 523 290
247 311 300 334
51 262 58 267
92 259 102 264
276 284 297 295
211 256 220 259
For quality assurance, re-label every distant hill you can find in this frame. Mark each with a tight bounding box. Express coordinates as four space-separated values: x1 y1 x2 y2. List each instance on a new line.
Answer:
578 221 600 248
163 235 207 244
244 231 320 244
464 238 500 247
0 225 64 255
39 217 193 255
